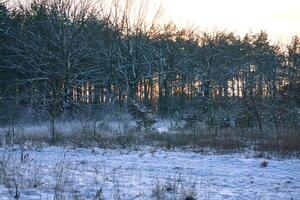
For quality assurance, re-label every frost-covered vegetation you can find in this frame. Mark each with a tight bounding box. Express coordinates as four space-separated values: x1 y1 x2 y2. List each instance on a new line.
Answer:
0 0 300 199
0 118 299 155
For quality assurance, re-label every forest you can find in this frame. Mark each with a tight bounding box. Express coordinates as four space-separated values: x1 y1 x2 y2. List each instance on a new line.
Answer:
0 0 299 149
0 0 300 199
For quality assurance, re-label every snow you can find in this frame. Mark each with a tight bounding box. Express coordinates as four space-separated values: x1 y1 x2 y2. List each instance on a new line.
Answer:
0 147 299 199
153 120 172 133
153 119 185 133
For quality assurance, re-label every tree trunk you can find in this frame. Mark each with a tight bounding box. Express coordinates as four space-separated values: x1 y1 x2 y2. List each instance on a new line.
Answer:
50 114 55 145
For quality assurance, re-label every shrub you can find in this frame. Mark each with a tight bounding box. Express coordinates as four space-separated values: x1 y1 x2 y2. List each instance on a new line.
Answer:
260 160 268 168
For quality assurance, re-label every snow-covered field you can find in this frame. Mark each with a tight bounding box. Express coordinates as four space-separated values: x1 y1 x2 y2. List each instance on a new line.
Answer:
0 146 299 200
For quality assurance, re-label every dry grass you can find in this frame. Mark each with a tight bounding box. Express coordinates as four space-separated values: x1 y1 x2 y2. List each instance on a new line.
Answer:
152 180 197 200
0 122 299 156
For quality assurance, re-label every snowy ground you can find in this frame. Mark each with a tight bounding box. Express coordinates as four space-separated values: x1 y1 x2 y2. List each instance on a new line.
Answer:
0 146 299 200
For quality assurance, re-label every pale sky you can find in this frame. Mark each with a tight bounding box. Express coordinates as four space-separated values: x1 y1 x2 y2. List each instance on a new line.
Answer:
8 0 300 43
160 0 300 43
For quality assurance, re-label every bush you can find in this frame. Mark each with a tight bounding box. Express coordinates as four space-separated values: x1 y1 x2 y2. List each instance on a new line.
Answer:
260 160 268 168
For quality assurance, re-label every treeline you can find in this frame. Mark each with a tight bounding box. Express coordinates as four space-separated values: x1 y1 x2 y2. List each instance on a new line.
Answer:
0 0 299 134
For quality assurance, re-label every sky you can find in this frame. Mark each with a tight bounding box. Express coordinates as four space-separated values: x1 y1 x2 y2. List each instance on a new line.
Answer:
160 0 300 43
7 0 300 43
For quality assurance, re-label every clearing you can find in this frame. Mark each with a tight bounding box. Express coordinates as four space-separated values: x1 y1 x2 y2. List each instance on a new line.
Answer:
0 146 299 199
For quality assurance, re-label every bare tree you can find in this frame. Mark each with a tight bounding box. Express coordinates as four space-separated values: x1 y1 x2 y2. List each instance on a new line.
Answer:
7 0 100 144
